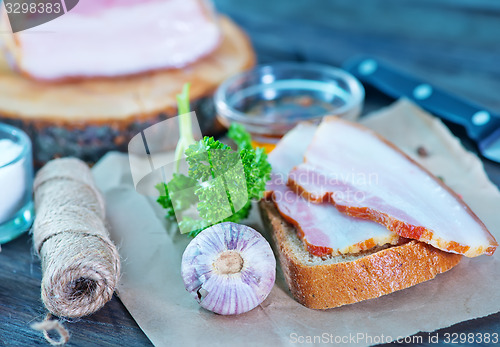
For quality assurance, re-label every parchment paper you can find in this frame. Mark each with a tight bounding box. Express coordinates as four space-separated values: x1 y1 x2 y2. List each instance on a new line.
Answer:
92 99 500 346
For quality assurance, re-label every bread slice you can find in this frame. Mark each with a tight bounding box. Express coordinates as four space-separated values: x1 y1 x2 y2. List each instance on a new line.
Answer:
259 201 462 309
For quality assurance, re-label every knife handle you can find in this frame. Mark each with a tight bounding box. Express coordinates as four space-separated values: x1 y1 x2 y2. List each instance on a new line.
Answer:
343 56 500 142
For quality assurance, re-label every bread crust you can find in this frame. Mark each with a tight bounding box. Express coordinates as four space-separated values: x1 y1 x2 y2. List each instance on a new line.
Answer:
259 201 462 309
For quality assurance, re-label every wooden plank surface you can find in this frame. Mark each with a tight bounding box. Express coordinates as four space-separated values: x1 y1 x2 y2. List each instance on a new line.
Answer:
1 0 500 345
0 233 153 346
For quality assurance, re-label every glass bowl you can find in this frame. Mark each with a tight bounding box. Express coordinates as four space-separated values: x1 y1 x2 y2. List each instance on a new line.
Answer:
0 123 34 244
214 62 364 145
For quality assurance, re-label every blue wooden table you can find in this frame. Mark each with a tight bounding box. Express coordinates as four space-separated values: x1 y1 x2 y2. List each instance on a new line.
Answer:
1 1 499 345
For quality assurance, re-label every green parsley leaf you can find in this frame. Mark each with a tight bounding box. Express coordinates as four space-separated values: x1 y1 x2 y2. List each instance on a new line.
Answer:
178 217 210 238
155 183 175 219
156 84 272 237
239 146 272 200
228 123 253 150
155 173 199 220
221 201 252 224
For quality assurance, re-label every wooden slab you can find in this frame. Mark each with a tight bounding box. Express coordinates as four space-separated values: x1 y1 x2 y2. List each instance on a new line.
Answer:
0 17 255 164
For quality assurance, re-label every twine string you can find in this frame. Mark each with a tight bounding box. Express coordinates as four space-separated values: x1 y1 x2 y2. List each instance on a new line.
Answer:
31 314 70 346
31 158 121 343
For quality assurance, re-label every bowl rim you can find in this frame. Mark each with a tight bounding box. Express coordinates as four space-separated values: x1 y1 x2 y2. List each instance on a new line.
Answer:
214 61 365 127
0 123 32 169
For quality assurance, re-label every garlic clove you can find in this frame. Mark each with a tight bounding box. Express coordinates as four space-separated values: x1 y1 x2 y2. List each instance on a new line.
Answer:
181 222 276 315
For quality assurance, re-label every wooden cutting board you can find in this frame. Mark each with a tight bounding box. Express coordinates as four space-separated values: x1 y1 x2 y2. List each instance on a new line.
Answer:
0 16 255 164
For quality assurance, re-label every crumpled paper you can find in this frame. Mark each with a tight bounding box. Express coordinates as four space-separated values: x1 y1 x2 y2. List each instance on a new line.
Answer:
92 99 500 346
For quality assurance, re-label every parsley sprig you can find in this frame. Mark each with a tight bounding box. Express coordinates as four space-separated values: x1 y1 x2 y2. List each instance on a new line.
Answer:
155 85 271 237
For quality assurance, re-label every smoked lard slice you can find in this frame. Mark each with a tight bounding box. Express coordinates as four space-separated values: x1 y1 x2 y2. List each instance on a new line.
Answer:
265 123 400 257
1 0 220 80
288 118 498 257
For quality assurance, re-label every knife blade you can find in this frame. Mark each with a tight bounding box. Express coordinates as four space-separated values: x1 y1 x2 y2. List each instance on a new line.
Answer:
342 56 500 163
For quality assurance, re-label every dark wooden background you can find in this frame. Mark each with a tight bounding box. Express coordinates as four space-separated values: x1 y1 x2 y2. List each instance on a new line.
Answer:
1 0 500 345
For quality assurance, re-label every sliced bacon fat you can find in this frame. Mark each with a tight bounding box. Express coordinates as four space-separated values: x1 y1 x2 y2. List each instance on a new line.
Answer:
267 176 400 256
288 117 498 257
2 0 220 80
266 123 317 185
265 123 400 256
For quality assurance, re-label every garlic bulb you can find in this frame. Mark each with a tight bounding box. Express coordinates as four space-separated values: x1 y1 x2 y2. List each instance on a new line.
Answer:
181 222 276 315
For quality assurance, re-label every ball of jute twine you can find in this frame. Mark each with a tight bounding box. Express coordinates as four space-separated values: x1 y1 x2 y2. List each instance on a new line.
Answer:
32 158 120 327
